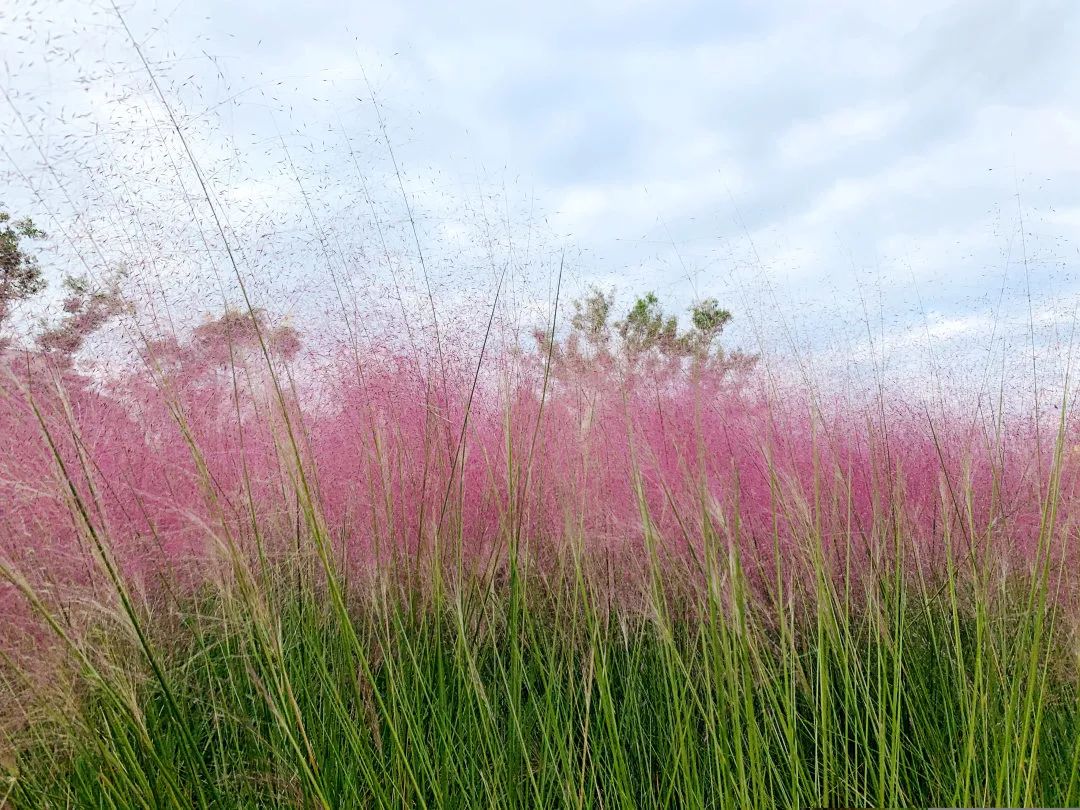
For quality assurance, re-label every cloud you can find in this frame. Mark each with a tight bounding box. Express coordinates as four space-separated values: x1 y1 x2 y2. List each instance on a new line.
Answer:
3 0 1080 382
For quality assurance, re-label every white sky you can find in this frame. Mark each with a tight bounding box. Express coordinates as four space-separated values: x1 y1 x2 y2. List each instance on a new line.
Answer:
3 0 1080 400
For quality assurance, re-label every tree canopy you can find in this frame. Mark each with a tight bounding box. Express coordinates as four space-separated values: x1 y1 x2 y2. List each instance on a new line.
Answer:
0 209 47 327
536 286 752 381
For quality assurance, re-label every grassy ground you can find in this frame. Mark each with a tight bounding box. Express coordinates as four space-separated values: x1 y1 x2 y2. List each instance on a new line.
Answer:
3 256 1077 806
4 534 1079 808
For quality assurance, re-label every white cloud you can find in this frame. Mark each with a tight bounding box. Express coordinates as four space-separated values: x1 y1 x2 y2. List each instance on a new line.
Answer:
4 0 1080 380
777 103 908 167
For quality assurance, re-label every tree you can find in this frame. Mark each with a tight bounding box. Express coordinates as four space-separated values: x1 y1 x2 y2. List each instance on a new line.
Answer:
570 285 615 354
0 209 47 327
682 298 733 359
533 286 617 375
143 306 301 377
616 292 680 357
36 274 127 361
537 285 752 380
190 307 301 364
1 208 130 361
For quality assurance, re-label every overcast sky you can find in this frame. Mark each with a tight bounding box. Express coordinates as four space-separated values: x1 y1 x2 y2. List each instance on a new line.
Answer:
4 0 1080 394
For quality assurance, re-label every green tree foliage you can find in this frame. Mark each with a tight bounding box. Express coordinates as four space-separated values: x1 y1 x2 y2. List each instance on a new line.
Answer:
537 285 752 380
1 208 128 360
616 292 680 356
569 285 614 354
0 209 47 326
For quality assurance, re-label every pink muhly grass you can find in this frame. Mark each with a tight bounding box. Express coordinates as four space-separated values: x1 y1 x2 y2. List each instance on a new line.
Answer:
2 315 1076 622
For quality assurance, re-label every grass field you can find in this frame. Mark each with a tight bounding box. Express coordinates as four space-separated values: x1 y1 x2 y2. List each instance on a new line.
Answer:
3 520 1079 807
2 316 1080 807
2 18 1078 802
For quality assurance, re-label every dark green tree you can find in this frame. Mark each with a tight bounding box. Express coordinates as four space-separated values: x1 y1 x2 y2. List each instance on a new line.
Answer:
1 208 131 360
0 209 47 326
